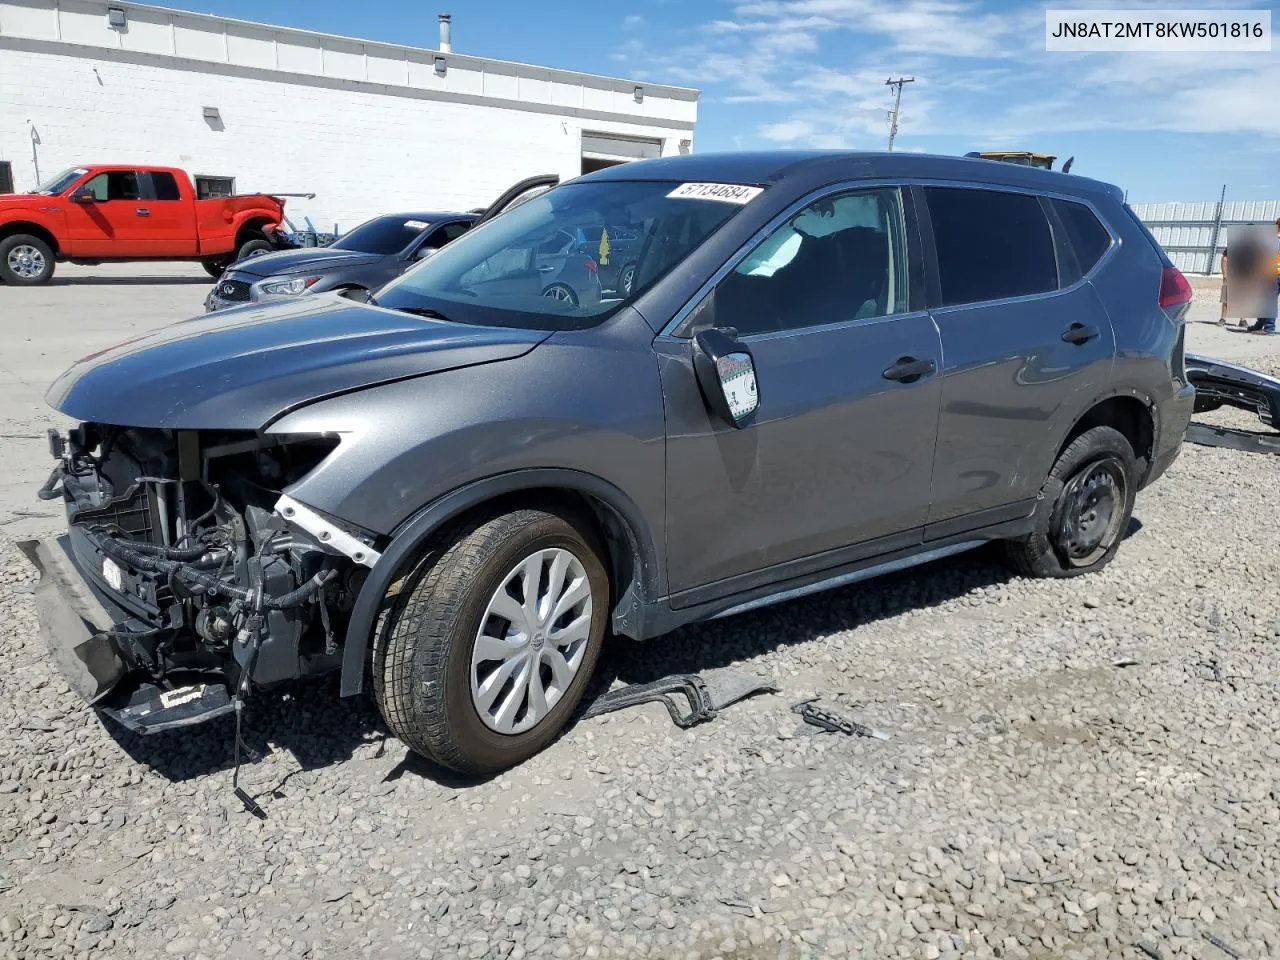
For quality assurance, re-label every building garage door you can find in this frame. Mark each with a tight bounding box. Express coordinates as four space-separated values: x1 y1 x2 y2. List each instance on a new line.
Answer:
581 133 663 175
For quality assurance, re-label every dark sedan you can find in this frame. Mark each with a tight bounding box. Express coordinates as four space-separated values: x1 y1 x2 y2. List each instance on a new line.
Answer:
205 212 476 312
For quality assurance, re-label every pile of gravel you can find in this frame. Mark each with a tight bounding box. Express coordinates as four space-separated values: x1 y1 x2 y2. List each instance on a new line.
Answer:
2 406 1278 959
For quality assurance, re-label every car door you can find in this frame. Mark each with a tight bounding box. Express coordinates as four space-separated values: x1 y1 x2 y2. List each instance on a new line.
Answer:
137 171 197 256
917 185 1117 534
656 185 944 604
62 170 151 257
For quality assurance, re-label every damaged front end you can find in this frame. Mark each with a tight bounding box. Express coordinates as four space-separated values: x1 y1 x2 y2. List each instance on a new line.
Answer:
22 423 376 736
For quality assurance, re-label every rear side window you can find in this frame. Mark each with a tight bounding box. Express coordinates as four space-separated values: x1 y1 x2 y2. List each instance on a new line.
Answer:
150 172 182 201
925 187 1057 306
1051 198 1111 275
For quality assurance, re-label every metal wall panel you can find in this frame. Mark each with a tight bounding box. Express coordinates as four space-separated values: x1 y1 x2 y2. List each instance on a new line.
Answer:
1132 198 1279 275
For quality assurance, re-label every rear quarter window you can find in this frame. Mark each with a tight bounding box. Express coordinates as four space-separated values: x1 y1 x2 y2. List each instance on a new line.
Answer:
1050 198 1112 276
925 187 1058 307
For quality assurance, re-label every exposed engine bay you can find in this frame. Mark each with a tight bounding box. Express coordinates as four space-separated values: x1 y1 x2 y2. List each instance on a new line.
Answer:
35 424 373 733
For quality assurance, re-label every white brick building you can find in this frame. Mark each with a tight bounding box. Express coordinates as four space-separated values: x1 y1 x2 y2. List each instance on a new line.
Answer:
0 0 698 231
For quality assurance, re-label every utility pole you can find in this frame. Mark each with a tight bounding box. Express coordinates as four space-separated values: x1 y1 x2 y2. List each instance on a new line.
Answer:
885 77 915 151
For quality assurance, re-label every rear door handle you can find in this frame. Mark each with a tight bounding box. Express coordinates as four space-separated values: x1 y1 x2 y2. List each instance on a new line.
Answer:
1061 322 1100 345
882 356 937 383
135 207 150 217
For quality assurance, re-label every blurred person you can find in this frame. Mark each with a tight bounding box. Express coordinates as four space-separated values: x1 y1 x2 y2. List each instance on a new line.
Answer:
1246 218 1280 335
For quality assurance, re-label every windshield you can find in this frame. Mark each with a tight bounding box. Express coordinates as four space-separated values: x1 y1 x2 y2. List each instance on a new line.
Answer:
333 216 433 255
36 167 88 195
374 180 756 330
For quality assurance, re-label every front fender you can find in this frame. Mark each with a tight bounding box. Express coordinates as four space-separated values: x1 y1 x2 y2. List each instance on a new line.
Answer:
334 467 663 696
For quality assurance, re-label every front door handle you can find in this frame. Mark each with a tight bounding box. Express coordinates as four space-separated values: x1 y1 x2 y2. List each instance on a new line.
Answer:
882 356 937 383
135 207 151 217
1061 322 1100 345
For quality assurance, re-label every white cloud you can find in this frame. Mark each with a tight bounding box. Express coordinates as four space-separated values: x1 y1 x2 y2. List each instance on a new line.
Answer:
760 119 817 141
622 14 644 29
616 0 1280 154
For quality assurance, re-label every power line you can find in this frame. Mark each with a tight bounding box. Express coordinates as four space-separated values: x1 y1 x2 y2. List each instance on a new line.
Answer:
885 77 915 152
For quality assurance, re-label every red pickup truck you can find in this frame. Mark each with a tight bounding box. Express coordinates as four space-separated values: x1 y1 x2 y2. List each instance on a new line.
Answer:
0 165 290 285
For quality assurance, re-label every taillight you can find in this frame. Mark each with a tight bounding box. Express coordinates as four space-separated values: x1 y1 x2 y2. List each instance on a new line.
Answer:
584 258 598 274
1158 266 1192 310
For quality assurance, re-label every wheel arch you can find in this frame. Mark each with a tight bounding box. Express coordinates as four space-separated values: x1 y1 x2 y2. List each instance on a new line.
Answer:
234 215 275 247
339 468 663 696
1053 390 1156 485
0 221 60 256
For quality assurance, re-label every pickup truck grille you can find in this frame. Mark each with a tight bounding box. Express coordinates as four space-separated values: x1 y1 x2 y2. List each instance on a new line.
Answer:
216 279 252 302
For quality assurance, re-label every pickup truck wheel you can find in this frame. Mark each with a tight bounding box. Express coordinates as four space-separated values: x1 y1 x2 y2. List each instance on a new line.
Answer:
202 260 228 279
236 237 273 261
0 235 55 285
373 508 608 775
1004 425 1137 578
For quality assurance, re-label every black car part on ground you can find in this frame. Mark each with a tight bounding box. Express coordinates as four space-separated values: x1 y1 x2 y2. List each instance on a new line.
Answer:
1184 352 1280 429
1183 353 1280 454
791 698 890 740
580 668 779 727
1184 423 1280 455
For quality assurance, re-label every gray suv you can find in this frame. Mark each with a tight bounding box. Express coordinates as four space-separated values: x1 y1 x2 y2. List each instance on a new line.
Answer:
24 151 1195 776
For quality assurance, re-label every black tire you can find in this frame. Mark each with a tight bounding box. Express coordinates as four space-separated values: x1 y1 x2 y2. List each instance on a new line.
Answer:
541 283 579 307
336 286 368 301
0 234 55 285
1004 425 1137 578
619 262 636 297
236 235 273 261
373 508 609 775
202 259 227 280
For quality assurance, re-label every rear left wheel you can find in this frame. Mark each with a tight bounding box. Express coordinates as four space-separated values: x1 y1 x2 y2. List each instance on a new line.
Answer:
1004 425 1137 578
236 236 273 261
373 508 609 775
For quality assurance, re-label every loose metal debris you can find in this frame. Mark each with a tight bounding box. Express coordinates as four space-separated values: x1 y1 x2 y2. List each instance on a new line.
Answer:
791 698 890 740
581 668 778 728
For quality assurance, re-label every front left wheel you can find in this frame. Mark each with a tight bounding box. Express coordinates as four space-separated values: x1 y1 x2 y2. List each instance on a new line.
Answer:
373 508 609 775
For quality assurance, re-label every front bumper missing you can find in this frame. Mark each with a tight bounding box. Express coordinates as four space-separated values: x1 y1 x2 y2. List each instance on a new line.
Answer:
18 536 129 704
19 536 235 734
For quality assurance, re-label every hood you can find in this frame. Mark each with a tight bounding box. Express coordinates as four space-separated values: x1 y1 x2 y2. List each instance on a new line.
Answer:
0 193 46 212
47 296 550 430
231 247 384 277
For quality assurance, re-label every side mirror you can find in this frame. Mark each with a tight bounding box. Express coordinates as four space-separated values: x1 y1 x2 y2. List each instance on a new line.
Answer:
692 327 759 428
70 189 97 204
413 246 439 262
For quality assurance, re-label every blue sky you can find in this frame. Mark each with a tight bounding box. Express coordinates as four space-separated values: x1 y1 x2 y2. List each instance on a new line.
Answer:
185 0 1277 201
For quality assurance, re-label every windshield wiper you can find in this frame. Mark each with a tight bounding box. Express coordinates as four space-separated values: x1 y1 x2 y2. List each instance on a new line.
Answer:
384 304 454 322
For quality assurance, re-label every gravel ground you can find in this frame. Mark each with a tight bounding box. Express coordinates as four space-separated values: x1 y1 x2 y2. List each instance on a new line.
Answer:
2 285 1279 959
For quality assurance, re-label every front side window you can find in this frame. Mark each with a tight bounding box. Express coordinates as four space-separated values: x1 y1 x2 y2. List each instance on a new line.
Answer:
375 180 752 330
710 188 909 337
81 171 141 202
926 187 1057 306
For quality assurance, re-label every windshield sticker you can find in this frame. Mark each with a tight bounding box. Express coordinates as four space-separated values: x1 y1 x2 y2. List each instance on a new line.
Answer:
404 220 430 230
667 183 763 205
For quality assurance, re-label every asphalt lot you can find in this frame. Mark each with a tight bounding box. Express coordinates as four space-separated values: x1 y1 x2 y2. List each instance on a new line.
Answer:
0 265 1269 539
2 266 1280 960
